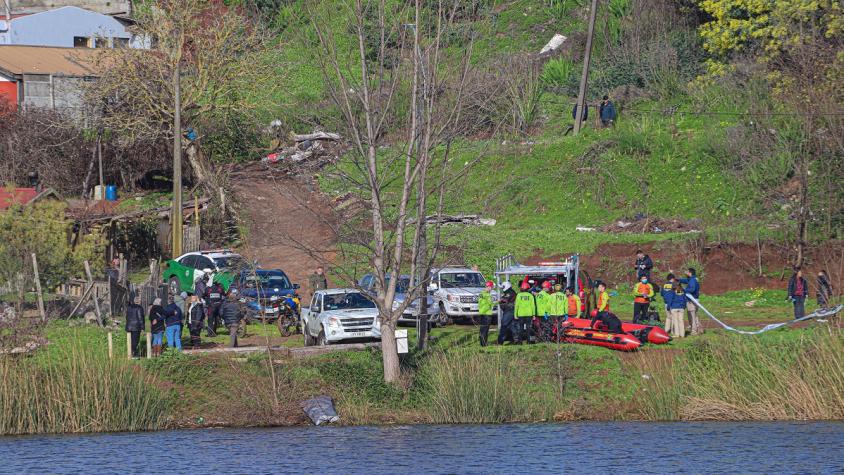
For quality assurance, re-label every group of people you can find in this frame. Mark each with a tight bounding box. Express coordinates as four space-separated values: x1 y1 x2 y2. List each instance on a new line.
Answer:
787 267 834 319
631 249 702 338
123 281 245 358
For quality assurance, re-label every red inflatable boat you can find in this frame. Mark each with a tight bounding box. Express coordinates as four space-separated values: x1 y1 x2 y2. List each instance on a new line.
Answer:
565 317 671 345
559 326 642 352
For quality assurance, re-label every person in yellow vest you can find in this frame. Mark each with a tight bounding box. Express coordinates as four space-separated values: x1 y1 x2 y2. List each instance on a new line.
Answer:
549 283 567 343
477 281 495 347
514 282 536 344
589 281 622 332
632 274 655 324
535 281 553 342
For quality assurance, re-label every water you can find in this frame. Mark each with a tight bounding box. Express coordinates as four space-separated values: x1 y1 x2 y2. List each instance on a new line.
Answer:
1 422 843 474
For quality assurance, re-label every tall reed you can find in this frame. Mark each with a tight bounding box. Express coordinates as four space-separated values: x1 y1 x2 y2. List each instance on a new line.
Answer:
0 340 171 435
636 327 844 421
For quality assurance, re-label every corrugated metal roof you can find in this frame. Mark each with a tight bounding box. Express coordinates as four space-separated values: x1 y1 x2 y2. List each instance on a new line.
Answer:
0 45 98 77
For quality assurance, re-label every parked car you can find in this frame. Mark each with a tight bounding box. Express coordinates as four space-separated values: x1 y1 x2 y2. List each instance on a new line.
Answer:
234 269 300 321
358 273 438 326
429 266 497 324
162 250 246 294
301 289 381 346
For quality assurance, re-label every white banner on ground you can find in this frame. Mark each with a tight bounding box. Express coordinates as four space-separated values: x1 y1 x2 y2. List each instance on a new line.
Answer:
686 295 841 335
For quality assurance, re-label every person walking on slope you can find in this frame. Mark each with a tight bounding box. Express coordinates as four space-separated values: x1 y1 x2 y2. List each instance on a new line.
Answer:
125 295 145 359
635 250 653 280
514 282 536 344
632 274 654 324
498 281 518 345
679 268 702 334
148 298 166 357
478 281 495 347
665 283 687 338
535 281 553 342
817 270 833 309
787 267 809 320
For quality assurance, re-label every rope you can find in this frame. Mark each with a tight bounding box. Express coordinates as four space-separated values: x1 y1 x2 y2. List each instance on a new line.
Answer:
687 295 842 335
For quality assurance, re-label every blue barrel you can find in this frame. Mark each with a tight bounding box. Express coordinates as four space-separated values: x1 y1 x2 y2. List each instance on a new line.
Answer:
105 185 118 201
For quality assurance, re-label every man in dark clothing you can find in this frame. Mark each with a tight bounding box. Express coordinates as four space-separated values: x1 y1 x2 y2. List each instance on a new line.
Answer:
149 299 166 357
308 266 329 297
194 276 208 302
599 95 617 127
125 296 145 358
187 295 205 349
205 281 225 337
497 281 517 345
635 250 653 280
220 291 243 348
564 103 589 135
678 268 702 335
787 268 809 320
817 270 833 309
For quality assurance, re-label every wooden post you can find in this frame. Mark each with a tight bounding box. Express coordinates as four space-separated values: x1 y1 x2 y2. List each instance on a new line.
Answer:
146 332 152 359
219 186 226 215
31 253 46 323
84 260 103 327
171 61 183 259
573 0 599 135
126 332 132 360
107 331 113 359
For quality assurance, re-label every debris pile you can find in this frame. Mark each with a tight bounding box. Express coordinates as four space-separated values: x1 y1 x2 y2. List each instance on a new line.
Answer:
601 215 701 234
262 131 344 168
408 214 496 227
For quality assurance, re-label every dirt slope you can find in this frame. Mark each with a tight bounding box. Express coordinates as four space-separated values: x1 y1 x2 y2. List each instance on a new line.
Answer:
230 166 337 292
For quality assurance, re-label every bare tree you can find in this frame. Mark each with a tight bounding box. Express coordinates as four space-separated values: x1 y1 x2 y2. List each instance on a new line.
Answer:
305 0 479 383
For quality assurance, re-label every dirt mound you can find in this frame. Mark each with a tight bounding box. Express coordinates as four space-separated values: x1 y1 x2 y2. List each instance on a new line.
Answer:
600 215 702 234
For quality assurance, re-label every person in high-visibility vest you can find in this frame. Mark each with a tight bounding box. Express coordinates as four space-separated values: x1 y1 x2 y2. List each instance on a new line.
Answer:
535 281 553 342
564 287 582 319
514 282 536 344
589 281 622 332
477 281 495 347
632 274 655 324
549 284 567 343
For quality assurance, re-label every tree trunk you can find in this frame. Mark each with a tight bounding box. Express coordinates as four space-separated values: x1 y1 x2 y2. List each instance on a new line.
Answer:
380 319 400 383
185 142 215 194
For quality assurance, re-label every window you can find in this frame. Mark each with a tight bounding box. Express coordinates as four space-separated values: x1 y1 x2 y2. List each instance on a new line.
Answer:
73 36 91 48
194 256 214 271
179 255 197 268
93 37 108 48
113 37 130 48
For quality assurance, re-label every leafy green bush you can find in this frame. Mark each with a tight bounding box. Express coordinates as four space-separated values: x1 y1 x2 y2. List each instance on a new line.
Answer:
541 58 576 95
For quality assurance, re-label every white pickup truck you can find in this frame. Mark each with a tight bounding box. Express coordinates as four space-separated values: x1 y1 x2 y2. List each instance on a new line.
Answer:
429 267 496 324
301 289 381 346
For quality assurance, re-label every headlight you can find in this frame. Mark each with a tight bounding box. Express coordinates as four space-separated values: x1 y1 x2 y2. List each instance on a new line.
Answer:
447 294 459 302
391 301 400 310
374 317 381 327
327 317 341 328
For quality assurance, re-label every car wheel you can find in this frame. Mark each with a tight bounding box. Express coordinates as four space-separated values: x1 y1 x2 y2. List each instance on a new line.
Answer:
168 277 181 295
303 325 314 346
317 330 328 346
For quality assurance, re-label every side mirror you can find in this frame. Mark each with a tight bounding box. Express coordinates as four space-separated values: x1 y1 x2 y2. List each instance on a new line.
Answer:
428 283 438 291
293 283 300 289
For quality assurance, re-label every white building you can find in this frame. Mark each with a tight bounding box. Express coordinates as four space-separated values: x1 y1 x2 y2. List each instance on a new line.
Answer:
0 6 141 48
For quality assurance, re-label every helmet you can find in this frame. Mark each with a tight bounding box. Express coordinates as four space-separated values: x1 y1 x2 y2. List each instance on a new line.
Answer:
485 280 495 288
542 281 552 289
520 282 530 291
528 279 536 285
501 281 512 291
590 309 598 318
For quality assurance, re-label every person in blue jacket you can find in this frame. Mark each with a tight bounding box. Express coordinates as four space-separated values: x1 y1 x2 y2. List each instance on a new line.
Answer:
599 95 616 127
665 283 687 338
679 268 702 335
164 295 184 351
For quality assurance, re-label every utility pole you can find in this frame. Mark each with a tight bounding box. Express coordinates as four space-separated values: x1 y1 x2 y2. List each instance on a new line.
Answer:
171 62 183 258
573 0 599 135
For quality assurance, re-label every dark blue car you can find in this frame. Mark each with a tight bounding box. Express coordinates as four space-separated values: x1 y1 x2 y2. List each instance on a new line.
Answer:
235 269 300 320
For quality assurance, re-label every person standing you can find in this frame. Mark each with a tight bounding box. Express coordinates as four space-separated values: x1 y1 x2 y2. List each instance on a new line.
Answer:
632 274 654 324
187 295 205 349
205 280 225 337
309 266 329 296
564 287 582 320
549 284 567 343
125 296 145 359
679 268 702 335
660 274 676 334
535 281 553 342
149 298 166 357
599 95 617 127
787 268 809 320
514 282 536 344
164 296 184 352
194 275 208 302
477 281 495 347
220 291 243 348
634 250 653 280
817 270 833 309
564 103 589 135
497 281 517 345
665 283 687 338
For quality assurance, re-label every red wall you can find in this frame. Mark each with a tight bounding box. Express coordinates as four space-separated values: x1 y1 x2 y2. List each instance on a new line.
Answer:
0 81 18 109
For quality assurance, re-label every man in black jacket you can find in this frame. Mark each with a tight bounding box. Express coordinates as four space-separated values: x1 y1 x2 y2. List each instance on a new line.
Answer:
205 281 225 337
220 291 243 348
125 296 145 358
787 267 809 319
497 281 518 345
635 250 653 280
187 295 206 349
817 270 833 309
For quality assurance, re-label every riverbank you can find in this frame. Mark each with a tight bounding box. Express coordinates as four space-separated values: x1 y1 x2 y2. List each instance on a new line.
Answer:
1 289 841 435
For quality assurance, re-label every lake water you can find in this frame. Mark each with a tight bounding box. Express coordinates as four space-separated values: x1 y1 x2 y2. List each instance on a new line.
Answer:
1 422 843 474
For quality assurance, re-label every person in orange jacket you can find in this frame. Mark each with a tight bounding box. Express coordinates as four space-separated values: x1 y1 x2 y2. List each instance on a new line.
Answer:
632 274 655 323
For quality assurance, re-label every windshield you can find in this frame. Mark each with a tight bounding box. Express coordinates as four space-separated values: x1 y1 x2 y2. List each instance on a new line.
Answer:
243 273 292 289
323 293 376 310
215 256 246 271
440 272 485 288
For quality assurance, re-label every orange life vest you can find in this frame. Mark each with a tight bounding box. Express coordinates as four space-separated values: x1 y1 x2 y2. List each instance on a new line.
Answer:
634 282 654 304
